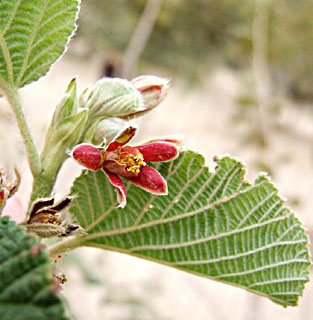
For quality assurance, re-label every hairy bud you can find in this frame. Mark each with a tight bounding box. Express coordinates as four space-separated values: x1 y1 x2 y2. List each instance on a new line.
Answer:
129 75 170 117
41 79 89 183
81 78 145 119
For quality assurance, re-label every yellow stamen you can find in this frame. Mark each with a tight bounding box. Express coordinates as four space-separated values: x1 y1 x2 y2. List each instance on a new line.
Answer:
119 151 145 174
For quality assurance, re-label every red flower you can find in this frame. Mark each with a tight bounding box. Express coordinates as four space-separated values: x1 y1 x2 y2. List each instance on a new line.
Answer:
72 127 179 208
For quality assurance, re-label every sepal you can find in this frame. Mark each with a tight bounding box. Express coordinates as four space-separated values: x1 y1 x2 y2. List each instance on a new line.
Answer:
122 75 170 119
92 117 130 145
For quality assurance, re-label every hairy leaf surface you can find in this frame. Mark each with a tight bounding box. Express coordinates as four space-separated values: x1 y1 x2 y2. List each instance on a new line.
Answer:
0 216 68 320
0 0 79 88
70 150 310 307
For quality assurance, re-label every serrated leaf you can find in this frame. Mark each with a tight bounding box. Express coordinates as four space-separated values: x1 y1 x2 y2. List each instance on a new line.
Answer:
0 0 79 88
70 150 310 307
0 216 68 320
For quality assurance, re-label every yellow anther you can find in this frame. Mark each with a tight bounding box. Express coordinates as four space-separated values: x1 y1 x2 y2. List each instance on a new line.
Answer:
118 149 145 174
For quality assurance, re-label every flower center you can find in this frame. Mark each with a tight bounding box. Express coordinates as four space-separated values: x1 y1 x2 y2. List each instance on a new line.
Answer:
119 150 146 174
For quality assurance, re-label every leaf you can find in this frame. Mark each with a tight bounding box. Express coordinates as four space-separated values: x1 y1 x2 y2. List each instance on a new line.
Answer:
0 216 68 320
0 0 79 88
70 150 310 307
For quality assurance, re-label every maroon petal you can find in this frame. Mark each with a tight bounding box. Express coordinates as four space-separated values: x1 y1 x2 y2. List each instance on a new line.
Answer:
124 166 167 195
135 142 178 162
72 144 104 171
103 169 127 208
107 127 137 152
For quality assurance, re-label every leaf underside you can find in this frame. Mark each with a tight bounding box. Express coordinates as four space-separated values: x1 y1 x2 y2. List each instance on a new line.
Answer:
0 0 79 88
70 150 310 307
0 216 67 320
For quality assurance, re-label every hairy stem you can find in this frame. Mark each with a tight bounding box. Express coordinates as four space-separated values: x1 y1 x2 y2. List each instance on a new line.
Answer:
30 171 57 202
0 79 41 177
48 236 85 257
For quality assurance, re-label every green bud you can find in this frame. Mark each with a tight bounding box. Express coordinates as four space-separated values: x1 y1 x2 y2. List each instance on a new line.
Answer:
81 78 145 119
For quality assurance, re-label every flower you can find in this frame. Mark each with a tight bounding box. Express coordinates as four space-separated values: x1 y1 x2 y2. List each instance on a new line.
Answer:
72 127 179 208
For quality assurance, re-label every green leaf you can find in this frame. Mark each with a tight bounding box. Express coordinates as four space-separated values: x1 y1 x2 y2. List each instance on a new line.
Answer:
70 150 310 307
0 0 79 88
0 216 68 320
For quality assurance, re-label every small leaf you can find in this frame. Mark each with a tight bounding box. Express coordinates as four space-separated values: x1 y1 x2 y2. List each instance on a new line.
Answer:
0 0 79 88
70 151 310 307
0 216 68 320
53 78 78 128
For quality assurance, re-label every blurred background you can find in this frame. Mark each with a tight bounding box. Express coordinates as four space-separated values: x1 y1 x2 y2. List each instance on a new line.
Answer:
1 0 313 319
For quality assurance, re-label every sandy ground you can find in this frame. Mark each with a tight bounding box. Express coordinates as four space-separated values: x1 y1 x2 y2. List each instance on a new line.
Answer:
1 49 313 319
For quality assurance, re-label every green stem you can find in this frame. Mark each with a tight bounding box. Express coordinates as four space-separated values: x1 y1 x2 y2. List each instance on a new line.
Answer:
0 80 41 177
30 171 58 203
48 236 85 257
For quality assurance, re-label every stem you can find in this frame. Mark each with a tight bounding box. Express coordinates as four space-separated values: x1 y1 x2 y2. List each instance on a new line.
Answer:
0 80 41 177
30 171 57 203
252 0 272 148
48 236 85 257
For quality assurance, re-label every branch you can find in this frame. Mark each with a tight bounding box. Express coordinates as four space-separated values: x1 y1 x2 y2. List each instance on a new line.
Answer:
121 0 162 79
252 0 272 147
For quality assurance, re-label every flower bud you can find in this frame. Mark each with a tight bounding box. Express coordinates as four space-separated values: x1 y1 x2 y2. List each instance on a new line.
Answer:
72 144 105 171
130 75 170 112
81 78 145 119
